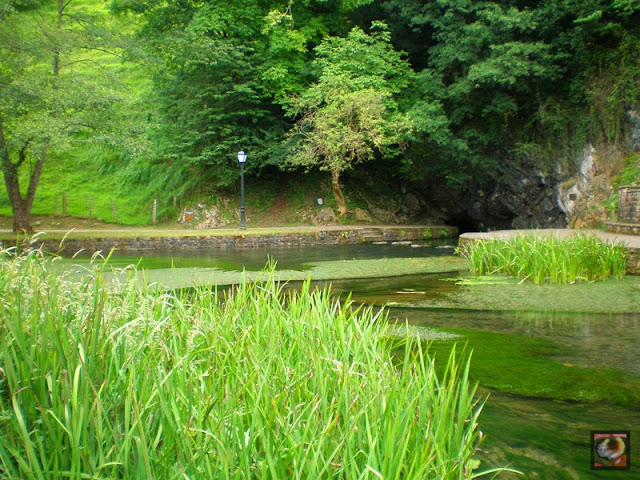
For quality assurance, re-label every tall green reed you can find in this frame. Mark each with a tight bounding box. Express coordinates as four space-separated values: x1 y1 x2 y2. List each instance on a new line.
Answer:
460 234 628 284
0 250 510 479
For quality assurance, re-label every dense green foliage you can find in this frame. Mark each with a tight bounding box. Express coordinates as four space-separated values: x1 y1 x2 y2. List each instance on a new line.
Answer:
0 252 505 478
90 0 640 192
615 152 640 187
460 234 628 283
382 0 640 182
0 0 148 229
285 22 413 214
1 0 639 226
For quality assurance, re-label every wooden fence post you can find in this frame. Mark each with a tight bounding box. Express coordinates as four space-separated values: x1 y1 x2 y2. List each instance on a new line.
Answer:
62 192 67 216
111 199 118 223
152 199 157 225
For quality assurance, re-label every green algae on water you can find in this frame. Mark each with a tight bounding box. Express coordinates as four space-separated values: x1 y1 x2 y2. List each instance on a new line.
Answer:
412 275 640 314
60 255 469 289
426 329 640 407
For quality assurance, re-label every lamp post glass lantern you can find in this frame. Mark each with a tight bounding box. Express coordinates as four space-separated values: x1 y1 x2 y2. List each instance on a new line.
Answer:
237 150 247 229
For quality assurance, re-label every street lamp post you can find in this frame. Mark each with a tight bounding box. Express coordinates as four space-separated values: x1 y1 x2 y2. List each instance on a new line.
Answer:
237 150 247 229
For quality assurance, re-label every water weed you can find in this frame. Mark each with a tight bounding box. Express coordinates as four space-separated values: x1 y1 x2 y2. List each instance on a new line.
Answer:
0 251 512 479
460 234 627 284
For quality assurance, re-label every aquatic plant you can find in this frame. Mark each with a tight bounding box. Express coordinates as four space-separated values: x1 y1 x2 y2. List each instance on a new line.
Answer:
0 251 511 479
460 234 628 284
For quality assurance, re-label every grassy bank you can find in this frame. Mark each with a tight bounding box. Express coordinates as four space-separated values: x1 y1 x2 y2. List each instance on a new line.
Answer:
460 234 628 284
0 251 508 479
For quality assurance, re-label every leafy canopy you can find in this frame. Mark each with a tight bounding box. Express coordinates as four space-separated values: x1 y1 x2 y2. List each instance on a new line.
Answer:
286 22 413 171
0 0 133 230
285 22 413 214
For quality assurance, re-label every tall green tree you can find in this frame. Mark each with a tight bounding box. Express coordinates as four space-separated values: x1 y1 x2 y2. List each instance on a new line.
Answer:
0 0 127 231
285 22 413 215
382 0 640 186
112 0 291 190
112 0 379 192
382 0 562 184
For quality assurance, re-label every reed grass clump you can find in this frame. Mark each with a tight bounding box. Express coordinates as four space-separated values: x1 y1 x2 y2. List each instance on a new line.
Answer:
460 234 628 284
0 251 501 479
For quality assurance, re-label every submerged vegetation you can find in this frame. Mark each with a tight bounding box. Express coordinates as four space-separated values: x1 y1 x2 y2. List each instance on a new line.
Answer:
0 251 509 479
460 235 628 284
425 328 640 408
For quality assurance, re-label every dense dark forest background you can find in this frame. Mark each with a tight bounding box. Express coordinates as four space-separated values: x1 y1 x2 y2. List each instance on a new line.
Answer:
1 0 639 230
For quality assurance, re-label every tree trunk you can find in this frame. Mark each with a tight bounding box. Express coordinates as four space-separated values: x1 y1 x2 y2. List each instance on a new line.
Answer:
12 205 32 233
331 168 348 217
0 0 63 234
0 115 41 233
2 167 34 233
3 157 45 233
25 146 46 215
3 169 32 233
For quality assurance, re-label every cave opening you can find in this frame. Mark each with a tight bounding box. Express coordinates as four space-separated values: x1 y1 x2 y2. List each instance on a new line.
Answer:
447 212 482 234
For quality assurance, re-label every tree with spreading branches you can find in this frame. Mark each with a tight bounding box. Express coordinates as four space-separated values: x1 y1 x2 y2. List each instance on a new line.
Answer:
0 0 126 231
285 22 413 216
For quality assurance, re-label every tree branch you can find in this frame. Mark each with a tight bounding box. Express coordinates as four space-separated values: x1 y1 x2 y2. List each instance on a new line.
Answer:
30 1 52 39
67 121 98 131
0 114 11 168
29 0 47 22
25 145 46 212
79 46 124 59
60 58 108 70
291 131 311 140
61 0 75 15
15 138 33 169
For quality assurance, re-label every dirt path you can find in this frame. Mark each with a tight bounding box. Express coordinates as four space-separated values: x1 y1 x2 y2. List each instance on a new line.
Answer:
0 214 443 235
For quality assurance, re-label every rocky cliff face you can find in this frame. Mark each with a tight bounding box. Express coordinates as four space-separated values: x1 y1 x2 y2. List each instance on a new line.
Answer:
418 110 640 232
422 146 624 232
422 158 567 232
556 145 624 229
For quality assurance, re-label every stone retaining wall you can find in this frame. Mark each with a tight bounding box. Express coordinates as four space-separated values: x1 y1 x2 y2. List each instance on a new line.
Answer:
628 250 640 275
606 186 640 235
4 226 457 255
606 222 640 236
618 186 640 223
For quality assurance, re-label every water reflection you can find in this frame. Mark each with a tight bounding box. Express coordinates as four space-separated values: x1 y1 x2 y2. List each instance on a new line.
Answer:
319 273 640 479
75 242 456 271
389 307 640 377
478 390 640 479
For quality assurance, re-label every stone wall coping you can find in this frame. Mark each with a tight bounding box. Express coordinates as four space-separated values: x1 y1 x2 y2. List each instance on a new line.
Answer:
1 225 458 255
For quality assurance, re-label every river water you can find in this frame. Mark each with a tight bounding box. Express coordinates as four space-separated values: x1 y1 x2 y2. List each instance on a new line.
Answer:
75 242 639 479
316 274 639 478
